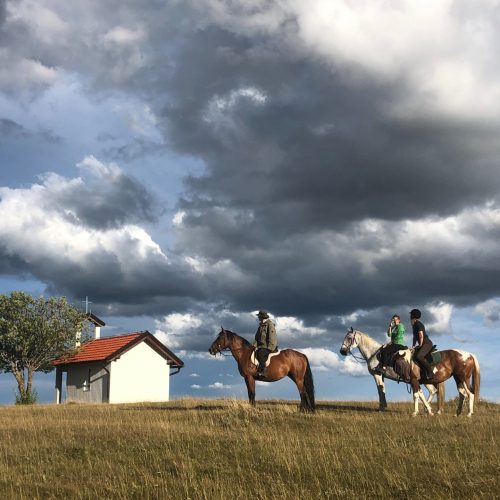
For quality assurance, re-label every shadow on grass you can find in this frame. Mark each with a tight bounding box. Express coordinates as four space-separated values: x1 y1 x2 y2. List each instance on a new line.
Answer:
119 405 228 412
315 403 385 413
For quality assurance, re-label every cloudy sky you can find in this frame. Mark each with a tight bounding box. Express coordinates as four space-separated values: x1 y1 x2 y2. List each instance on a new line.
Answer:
1 0 499 404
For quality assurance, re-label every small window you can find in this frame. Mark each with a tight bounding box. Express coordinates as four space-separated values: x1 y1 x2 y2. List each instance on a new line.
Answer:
83 369 91 392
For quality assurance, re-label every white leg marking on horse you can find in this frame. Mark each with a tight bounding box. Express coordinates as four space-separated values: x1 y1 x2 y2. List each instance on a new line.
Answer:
467 392 475 417
413 392 420 416
425 385 436 404
418 389 433 415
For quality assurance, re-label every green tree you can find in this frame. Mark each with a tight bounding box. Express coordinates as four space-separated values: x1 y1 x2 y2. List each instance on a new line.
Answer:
0 291 90 404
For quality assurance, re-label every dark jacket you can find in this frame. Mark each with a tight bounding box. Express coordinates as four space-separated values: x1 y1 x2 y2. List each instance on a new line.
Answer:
253 319 277 351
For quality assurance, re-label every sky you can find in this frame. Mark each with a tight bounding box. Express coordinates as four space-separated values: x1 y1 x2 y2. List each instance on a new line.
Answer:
0 0 499 405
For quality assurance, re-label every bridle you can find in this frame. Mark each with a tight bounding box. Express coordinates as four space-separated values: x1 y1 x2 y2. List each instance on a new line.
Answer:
210 330 249 357
342 330 366 364
210 332 231 356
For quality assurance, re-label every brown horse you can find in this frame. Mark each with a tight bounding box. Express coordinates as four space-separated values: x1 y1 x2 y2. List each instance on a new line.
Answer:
208 328 315 411
394 348 480 417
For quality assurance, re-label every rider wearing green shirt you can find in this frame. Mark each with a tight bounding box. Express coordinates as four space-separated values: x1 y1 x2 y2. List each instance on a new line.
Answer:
377 314 406 371
389 318 405 345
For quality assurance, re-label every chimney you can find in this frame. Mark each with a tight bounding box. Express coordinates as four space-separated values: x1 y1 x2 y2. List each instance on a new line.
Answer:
87 313 105 341
76 330 81 348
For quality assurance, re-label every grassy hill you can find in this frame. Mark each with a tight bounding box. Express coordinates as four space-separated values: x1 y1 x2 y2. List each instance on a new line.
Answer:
0 399 498 499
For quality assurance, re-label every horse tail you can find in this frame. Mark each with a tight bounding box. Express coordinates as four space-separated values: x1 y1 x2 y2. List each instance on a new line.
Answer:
304 357 316 412
471 353 480 401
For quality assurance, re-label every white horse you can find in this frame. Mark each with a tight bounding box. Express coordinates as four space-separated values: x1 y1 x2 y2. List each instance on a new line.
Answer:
339 327 444 413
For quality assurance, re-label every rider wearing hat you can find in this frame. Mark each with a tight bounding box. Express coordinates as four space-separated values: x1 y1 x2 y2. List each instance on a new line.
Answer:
252 310 277 376
410 308 435 380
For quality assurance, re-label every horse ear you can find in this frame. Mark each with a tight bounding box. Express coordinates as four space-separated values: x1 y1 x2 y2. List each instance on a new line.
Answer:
349 326 353 332
221 325 224 331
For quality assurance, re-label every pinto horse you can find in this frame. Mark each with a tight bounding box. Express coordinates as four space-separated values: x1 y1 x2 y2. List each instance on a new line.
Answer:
339 328 445 413
208 328 315 412
393 347 480 417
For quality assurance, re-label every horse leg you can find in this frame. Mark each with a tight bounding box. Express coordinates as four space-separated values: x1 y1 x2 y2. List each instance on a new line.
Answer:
465 378 474 417
411 378 432 416
374 374 387 411
288 373 308 412
412 390 420 416
437 382 445 415
455 385 466 417
244 376 256 406
419 389 433 415
424 384 441 414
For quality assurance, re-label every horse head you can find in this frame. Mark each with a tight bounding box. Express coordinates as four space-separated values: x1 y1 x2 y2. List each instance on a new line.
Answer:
208 327 231 355
339 327 358 356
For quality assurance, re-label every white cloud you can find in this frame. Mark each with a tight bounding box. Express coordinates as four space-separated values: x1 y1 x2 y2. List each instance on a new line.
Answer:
189 373 200 377
155 313 203 349
113 103 161 140
173 211 186 226
300 347 367 376
208 382 232 389
77 155 121 179
190 384 201 389
0 54 59 91
274 316 327 341
10 1 69 43
0 160 167 271
475 299 500 325
103 26 146 45
175 350 226 361
203 86 268 134
196 0 500 121
427 302 453 335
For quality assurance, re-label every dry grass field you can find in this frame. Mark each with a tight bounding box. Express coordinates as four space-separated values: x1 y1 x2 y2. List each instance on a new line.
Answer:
0 399 498 499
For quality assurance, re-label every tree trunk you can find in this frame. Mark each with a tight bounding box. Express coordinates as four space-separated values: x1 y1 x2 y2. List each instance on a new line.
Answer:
10 361 25 395
27 367 34 397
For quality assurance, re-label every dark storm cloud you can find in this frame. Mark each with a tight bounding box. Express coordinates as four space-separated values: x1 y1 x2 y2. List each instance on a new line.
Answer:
2 1 500 336
0 118 28 138
47 167 158 230
166 28 500 229
156 24 500 317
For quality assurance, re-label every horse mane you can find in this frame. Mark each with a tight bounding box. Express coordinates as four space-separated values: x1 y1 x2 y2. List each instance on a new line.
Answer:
223 328 251 347
353 329 382 348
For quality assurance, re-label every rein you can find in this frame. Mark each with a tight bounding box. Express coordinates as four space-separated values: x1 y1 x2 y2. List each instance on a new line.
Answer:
346 350 367 364
343 330 367 364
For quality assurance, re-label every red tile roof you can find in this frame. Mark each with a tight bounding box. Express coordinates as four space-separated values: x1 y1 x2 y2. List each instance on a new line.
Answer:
53 331 184 367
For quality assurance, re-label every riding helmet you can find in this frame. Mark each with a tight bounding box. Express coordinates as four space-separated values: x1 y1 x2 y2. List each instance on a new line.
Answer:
410 308 421 319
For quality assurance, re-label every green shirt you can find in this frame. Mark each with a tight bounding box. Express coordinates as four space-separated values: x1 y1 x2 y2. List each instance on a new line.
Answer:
388 323 405 345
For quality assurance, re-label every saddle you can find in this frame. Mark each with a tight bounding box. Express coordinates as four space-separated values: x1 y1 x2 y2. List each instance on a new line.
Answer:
250 349 280 368
424 347 441 365
392 347 441 381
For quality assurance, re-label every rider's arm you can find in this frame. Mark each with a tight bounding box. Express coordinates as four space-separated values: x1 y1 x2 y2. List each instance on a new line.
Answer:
417 330 424 347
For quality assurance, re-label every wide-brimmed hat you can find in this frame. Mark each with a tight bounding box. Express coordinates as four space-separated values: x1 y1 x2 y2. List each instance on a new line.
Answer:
256 310 269 319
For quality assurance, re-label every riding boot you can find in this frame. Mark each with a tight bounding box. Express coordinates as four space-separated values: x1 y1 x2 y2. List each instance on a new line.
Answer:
257 362 265 376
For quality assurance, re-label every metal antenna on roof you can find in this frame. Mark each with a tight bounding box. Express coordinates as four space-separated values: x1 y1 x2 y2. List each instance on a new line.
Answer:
82 296 92 314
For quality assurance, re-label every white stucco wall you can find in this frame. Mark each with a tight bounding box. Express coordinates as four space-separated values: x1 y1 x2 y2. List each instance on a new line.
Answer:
108 341 170 404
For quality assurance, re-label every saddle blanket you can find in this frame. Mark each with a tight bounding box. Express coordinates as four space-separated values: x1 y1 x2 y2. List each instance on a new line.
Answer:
250 350 280 367
397 348 441 366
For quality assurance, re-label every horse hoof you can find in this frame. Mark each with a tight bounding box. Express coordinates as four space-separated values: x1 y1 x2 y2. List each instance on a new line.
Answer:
412 412 418 417
467 413 472 418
